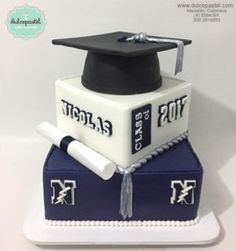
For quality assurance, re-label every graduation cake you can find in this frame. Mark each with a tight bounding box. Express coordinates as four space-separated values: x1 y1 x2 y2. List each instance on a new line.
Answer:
38 32 203 227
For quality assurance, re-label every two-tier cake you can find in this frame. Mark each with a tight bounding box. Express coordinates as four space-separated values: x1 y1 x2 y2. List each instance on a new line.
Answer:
38 32 203 227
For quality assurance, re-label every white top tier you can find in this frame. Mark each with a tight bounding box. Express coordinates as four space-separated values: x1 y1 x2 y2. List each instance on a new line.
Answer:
56 75 191 167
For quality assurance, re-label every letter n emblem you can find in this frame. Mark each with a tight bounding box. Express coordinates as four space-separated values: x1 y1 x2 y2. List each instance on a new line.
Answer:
51 179 77 205
170 180 196 205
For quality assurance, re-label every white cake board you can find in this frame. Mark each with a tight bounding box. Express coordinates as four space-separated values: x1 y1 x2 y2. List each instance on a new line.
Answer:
23 191 220 246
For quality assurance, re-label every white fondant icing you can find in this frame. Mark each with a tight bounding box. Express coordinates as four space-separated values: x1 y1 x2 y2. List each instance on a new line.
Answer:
56 76 191 167
45 217 200 227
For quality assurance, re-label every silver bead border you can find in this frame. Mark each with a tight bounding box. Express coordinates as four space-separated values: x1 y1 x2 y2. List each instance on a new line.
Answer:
123 131 189 170
45 216 199 227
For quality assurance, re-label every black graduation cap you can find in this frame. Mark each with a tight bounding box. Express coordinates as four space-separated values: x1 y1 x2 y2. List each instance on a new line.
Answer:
52 31 191 95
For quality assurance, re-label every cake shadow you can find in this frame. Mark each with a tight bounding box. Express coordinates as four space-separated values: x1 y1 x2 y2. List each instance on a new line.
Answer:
37 244 170 250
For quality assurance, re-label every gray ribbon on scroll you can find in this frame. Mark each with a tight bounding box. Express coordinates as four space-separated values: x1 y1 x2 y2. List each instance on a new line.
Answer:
117 166 135 220
119 32 184 75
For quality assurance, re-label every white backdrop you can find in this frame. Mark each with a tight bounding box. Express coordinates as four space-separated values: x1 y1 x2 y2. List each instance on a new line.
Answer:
0 0 236 250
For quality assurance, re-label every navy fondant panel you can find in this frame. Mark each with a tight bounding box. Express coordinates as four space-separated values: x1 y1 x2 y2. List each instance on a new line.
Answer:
43 139 203 221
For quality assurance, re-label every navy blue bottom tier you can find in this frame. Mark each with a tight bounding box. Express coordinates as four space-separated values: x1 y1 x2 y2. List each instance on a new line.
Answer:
43 139 203 221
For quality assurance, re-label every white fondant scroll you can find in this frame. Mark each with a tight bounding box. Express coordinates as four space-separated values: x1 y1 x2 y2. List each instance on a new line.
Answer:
37 122 116 180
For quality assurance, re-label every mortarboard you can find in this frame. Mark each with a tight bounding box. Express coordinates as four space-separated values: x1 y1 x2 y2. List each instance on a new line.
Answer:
52 31 191 95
